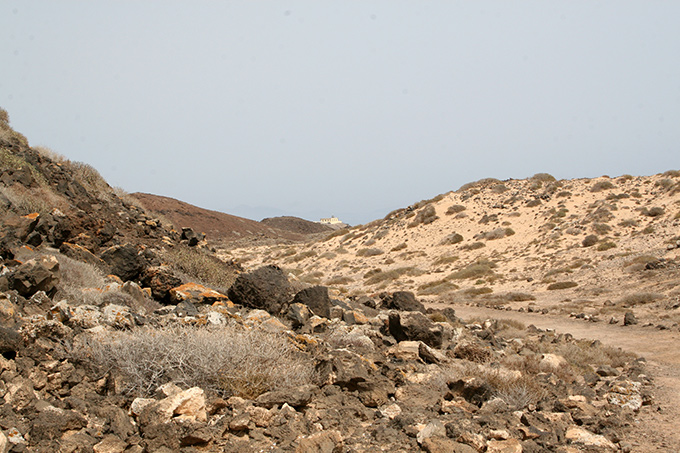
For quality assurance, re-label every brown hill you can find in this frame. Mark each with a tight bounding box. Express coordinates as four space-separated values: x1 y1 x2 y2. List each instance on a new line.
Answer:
131 193 307 243
261 216 334 235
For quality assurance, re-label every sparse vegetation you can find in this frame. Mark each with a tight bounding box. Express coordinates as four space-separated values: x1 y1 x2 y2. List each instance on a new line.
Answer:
417 280 459 296
590 180 615 192
445 204 466 215
76 323 314 398
547 281 578 290
408 204 438 227
439 233 463 245
619 292 661 306
356 247 384 257
448 259 496 280
641 206 665 217
162 247 238 293
582 235 599 247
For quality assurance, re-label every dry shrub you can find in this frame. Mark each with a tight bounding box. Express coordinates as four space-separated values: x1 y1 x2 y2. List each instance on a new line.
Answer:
503 292 535 302
479 228 515 241
54 254 107 305
326 275 352 285
322 228 349 241
547 281 578 290
557 340 634 369
445 204 466 215
526 199 542 207
556 191 572 198
365 267 422 285
408 205 438 228
582 235 599 247
162 247 238 293
448 260 496 280
74 323 314 398
69 161 110 195
460 241 485 251
0 184 64 215
662 169 680 177
590 180 615 192
457 178 501 192
453 342 492 363
597 241 616 251
391 242 407 252
356 248 384 257
417 280 458 296
491 183 508 194
619 292 662 306
432 254 459 266
641 206 665 217
287 250 317 262
530 173 556 182
440 233 463 245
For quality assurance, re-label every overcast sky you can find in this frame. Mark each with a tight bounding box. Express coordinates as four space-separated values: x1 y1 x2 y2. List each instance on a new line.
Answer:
1 2 678 225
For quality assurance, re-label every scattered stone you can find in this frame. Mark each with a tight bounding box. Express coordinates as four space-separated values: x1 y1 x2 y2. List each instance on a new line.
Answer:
624 311 638 326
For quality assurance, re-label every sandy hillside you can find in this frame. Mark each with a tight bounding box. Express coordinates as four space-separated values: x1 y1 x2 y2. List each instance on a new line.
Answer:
222 172 680 326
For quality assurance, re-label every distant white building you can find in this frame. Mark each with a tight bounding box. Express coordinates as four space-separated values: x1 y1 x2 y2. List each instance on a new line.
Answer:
319 216 342 225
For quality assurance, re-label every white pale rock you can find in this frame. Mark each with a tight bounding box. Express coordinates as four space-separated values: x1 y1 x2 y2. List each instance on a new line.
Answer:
565 427 617 451
379 403 402 420
416 420 446 445
130 398 156 416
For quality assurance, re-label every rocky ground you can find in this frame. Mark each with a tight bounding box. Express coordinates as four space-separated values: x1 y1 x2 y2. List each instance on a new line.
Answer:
0 109 676 451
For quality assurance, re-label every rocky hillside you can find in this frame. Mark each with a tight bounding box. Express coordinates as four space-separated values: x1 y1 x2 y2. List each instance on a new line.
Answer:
225 173 680 327
132 193 311 243
0 108 674 451
261 216 334 236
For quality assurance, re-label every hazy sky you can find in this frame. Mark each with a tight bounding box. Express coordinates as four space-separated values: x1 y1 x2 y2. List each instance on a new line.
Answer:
1 2 679 225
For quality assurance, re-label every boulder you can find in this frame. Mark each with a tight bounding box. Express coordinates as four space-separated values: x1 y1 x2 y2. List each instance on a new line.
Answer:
100 244 144 281
227 265 292 315
255 384 316 409
292 286 331 318
140 266 182 302
623 311 638 326
8 255 60 298
388 311 444 348
181 227 204 246
381 291 426 313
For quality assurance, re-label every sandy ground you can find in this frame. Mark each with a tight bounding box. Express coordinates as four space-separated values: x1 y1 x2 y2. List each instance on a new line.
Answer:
439 304 680 452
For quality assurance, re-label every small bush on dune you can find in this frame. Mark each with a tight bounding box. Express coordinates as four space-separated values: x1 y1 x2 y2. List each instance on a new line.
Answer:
445 204 466 215
619 292 661 306
408 205 438 228
440 233 463 245
547 281 578 290
590 180 615 192
75 323 314 398
356 248 384 257
448 260 496 280
530 173 556 183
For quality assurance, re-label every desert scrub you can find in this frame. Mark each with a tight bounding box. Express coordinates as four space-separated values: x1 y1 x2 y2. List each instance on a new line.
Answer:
417 280 459 296
286 250 317 263
479 227 515 241
590 180 615 192
592 223 611 235
457 177 501 193
445 204 466 215
547 281 578 290
581 235 599 247
525 199 542 207
460 241 485 251
641 206 665 217
70 161 110 196
439 233 464 246
0 185 64 215
464 286 493 296
390 242 407 252
503 292 536 302
356 247 384 257
322 228 349 242
364 267 421 285
326 275 353 285
619 292 661 306
74 323 314 398
448 259 496 280
432 254 459 266
162 247 238 293
490 183 508 194
596 241 616 251
530 172 556 183
408 204 438 227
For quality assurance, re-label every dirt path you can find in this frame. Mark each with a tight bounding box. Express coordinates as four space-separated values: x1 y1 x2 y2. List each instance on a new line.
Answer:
431 304 680 452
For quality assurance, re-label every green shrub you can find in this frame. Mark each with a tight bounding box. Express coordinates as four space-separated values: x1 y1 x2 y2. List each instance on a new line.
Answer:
448 260 496 280
417 280 459 296
597 241 616 251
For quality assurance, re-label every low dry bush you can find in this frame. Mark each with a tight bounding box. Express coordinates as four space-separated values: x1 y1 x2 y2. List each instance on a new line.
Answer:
326 275 353 286
448 260 496 280
641 206 665 217
582 235 599 247
391 242 407 252
503 292 536 302
417 280 459 296
54 254 107 305
364 267 421 285
432 254 459 266
464 287 493 297
619 292 661 306
162 247 238 293
287 250 317 263
597 241 616 251
590 180 615 192
440 233 463 245
0 185 64 215
74 323 315 398
445 204 466 215
356 248 384 257
408 205 438 228
460 241 485 251
547 281 578 290
70 161 110 196
479 228 515 241
530 173 556 183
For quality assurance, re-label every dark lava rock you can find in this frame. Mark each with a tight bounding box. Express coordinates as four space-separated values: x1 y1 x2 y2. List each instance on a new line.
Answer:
292 285 331 318
100 244 144 281
388 311 444 348
8 255 60 298
141 266 183 302
381 291 426 313
227 265 293 315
